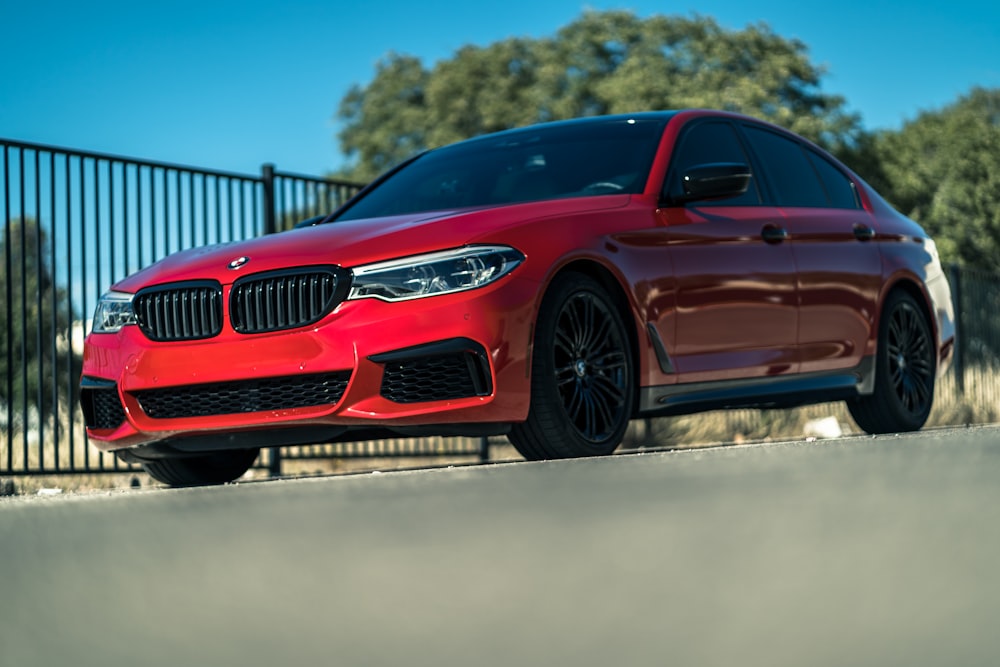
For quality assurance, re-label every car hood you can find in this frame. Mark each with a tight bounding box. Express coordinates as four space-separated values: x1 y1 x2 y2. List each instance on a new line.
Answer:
111 196 629 292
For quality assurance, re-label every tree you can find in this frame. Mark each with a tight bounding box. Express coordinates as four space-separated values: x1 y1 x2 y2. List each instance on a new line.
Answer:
1 217 79 423
337 53 433 181
866 88 1000 269
335 10 863 182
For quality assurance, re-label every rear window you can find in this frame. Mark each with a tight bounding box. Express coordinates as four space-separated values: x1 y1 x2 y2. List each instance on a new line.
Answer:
742 126 829 208
806 150 860 209
335 118 666 221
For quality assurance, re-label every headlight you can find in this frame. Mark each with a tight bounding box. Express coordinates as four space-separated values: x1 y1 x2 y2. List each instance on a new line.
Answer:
91 291 137 333
348 246 524 302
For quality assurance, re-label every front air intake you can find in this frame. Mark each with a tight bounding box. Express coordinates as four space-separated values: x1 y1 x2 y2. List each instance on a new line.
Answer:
79 377 126 430
370 338 493 404
133 371 352 419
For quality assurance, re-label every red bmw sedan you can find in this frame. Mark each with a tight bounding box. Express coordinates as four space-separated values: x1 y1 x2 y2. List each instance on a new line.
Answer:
80 110 955 485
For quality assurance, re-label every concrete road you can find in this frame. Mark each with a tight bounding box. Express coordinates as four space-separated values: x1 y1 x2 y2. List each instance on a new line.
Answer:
3 426 1000 667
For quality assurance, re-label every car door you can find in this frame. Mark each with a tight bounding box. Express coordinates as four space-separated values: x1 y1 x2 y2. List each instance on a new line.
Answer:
655 119 799 383
740 124 882 374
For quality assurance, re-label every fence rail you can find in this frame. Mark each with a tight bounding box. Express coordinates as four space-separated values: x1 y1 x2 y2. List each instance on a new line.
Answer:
2 137 999 481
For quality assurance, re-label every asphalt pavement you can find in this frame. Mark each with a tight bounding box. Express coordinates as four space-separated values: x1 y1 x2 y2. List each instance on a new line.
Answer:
3 425 1000 667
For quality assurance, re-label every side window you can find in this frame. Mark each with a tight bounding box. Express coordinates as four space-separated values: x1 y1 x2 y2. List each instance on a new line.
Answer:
666 121 760 205
742 126 829 207
806 150 860 209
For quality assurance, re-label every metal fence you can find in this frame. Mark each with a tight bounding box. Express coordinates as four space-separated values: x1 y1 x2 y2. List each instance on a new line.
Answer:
0 138 458 478
948 265 1000 407
2 136 999 481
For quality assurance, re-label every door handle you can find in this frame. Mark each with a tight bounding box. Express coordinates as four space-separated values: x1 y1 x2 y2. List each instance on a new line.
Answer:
853 224 876 241
761 224 788 244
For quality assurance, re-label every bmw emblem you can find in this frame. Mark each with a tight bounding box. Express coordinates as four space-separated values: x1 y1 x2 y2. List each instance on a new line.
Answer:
227 256 250 270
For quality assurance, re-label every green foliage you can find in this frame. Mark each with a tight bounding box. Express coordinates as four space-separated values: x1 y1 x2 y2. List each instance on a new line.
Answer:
338 53 431 181
866 88 1000 269
1 218 79 418
335 10 862 181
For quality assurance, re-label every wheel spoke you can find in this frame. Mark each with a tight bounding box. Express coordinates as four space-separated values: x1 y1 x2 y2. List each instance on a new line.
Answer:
593 374 626 407
888 316 905 349
576 296 595 351
905 309 920 345
911 372 930 405
555 327 576 356
901 387 914 411
911 359 933 376
582 391 598 439
583 386 601 425
587 315 613 353
555 364 578 387
565 383 584 423
561 303 583 352
890 366 904 389
910 344 933 367
591 350 626 371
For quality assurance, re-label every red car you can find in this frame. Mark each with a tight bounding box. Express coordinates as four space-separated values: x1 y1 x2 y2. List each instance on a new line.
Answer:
80 110 955 486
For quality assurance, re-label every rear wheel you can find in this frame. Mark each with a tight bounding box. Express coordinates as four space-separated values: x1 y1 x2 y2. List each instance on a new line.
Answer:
848 290 935 434
509 273 634 459
143 448 260 487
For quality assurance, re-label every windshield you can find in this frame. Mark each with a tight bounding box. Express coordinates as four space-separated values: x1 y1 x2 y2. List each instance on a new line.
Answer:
335 117 666 221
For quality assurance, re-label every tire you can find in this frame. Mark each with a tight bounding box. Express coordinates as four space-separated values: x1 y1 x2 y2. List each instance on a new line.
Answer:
509 273 634 459
143 448 260 487
848 290 935 434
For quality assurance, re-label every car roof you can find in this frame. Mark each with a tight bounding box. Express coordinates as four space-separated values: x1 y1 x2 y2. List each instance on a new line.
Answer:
450 111 683 148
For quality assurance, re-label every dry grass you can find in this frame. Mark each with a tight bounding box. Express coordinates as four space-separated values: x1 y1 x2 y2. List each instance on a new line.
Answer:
619 367 998 452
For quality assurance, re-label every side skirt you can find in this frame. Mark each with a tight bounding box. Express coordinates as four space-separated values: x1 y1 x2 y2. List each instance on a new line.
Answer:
638 356 875 418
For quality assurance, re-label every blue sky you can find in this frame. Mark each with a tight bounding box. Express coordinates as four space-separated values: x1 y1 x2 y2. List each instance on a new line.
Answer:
2 0 998 178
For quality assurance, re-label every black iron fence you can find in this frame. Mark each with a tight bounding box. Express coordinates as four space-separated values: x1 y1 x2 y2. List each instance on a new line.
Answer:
2 136 999 481
0 137 454 478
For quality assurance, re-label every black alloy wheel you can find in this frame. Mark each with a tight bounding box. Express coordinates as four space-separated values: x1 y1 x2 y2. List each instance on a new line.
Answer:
886 296 935 414
848 290 935 434
509 273 634 459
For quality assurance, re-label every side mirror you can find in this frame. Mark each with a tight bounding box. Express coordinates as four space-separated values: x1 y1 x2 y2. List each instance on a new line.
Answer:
667 162 752 205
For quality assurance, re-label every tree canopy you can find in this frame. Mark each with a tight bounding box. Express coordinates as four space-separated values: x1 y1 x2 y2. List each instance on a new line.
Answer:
335 11 862 182
863 88 1000 270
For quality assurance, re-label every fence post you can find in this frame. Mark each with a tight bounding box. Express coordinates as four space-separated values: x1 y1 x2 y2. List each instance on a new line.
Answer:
261 163 277 236
261 163 282 477
479 436 490 463
949 263 965 395
266 447 282 479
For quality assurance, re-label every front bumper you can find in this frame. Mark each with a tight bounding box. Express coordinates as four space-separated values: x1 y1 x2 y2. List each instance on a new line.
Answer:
80 276 538 452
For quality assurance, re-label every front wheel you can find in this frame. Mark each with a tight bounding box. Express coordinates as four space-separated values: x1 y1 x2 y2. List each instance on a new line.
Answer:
508 273 634 459
848 290 935 434
143 448 260 487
